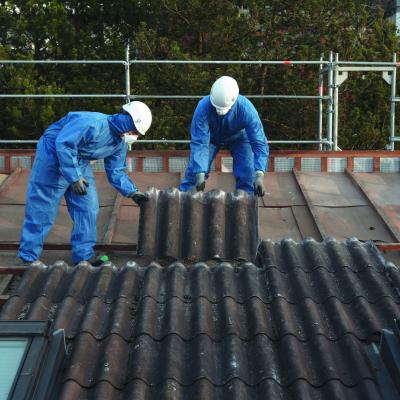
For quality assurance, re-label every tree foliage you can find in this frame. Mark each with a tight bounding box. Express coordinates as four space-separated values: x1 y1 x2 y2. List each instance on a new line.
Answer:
0 0 398 149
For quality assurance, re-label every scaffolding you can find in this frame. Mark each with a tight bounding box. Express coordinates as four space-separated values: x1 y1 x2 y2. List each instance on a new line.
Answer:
0 46 398 150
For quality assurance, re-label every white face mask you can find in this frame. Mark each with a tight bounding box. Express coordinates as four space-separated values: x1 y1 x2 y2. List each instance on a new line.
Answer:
215 106 231 116
122 133 139 145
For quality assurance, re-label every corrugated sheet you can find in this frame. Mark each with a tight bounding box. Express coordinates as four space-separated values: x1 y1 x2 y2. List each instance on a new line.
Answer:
354 157 373 172
143 157 163 172
10 156 31 169
327 157 347 172
137 188 259 261
301 157 321 172
380 157 399 172
1 238 399 399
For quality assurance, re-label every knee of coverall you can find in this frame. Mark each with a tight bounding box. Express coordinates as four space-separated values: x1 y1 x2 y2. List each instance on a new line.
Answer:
179 143 220 191
229 140 255 193
64 165 99 263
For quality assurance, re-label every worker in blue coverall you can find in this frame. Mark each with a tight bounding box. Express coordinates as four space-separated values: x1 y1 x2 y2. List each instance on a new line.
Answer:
179 76 268 195
18 101 152 266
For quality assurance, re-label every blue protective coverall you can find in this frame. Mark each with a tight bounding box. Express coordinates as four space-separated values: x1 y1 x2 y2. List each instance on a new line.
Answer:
179 95 269 193
18 112 138 264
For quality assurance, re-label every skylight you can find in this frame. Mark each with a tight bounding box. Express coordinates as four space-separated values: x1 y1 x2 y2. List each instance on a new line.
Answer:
0 321 65 400
0 339 28 399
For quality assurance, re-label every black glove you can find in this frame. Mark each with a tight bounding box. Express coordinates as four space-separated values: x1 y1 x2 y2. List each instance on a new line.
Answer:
195 172 206 191
254 171 265 197
129 191 149 206
70 178 89 195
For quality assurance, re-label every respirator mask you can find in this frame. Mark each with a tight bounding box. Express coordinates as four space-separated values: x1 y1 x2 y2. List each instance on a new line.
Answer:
122 133 139 145
214 106 231 116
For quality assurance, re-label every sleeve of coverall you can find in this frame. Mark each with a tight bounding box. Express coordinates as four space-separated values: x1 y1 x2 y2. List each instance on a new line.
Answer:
104 146 138 197
55 120 93 183
190 101 211 174
243 102 269 172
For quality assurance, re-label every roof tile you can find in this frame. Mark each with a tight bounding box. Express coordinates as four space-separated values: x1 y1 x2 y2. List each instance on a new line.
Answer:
1 238 399 399
137 188 259 261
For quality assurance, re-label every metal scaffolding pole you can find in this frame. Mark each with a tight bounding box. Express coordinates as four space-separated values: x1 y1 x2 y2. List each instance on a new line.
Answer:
130 60 329 65
318 54 324 151
1 53 397 150
333 53 340 151
390 53 397 151
125 43 131 104
326 52 334 150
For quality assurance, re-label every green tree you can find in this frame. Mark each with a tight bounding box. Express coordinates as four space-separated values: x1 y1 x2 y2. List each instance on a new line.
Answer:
0 0 398 149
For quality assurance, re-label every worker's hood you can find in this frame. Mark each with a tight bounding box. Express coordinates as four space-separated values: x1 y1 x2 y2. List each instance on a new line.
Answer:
108 113 135 136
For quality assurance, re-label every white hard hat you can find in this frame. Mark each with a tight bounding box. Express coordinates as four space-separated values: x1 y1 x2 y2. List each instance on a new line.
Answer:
122 101 152 135
210 76 239 115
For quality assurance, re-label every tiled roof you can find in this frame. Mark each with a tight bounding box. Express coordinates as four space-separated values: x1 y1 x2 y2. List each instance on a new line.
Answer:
1 238 400 399
138 188 259 261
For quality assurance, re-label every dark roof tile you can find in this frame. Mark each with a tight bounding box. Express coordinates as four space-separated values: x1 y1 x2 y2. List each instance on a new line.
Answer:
137 188 259 261
117 334 373 387
59 378 383 400
265 267 398 303
1 239 399 399
65 332 128 389
257 238 387 273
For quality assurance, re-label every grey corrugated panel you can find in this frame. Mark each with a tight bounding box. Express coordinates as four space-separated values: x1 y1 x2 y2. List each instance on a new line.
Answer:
168 157 214 173
221 157 233 172
126 157 137 172
380 157 400 172
301 157 321 172
65 333 378 387
11 156 31 169
143 157 163 172
354 157 373 172
58 379 383 400
1 239 400 399
137 188 259 261
168 157 189 172
328 157 347 172
274 157 295 172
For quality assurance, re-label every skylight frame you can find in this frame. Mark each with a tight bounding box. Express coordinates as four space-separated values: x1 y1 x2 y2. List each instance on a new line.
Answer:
0 320 65 400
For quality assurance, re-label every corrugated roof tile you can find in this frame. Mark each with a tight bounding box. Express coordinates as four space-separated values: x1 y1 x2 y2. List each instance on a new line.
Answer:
58 378 383 400
137 188 259 261
1 238 399 399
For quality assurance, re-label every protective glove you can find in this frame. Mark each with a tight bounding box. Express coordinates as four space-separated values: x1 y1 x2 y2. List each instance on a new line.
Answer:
195 172 206 191
70 178 89 195
254 171 265 197
129 191 149 206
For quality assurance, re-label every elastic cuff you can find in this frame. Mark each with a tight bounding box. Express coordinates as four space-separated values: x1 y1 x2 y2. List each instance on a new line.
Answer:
255 171 264 177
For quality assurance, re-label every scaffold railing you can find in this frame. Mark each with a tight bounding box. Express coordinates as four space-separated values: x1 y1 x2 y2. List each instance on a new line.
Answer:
0 45 398 150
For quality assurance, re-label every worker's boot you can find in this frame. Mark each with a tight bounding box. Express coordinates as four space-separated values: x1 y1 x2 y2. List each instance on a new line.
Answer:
17 259 44 267
86 254 110 267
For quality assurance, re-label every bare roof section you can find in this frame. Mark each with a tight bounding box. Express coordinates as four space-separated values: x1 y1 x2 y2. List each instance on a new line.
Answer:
0 169 399 250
